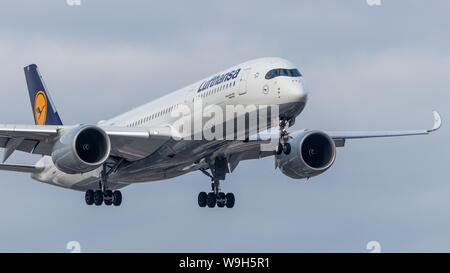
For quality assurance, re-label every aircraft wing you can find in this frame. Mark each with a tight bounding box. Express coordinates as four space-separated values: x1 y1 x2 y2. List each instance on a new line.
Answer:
249 111 441 145
0 111 441 164
323 110 441 147
0 124 175 162
224 111 441 171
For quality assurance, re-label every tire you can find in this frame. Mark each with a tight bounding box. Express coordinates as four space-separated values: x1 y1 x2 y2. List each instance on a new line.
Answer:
206 192 216 208
104 190 113 206
217 192 226 208
276 143 283 155
283 143 291 155
93 190 103 206
85 190 94 205
113 191 122 206
225 193 235 208
198 192 207 207
104 199 112 206
105 190 113 198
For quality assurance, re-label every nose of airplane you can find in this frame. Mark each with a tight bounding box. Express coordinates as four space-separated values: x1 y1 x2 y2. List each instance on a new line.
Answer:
289 79 308 104
297 82 308 102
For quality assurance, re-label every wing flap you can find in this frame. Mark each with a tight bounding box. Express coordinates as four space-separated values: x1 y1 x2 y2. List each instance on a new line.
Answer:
0 163 43 173
102 125 175 160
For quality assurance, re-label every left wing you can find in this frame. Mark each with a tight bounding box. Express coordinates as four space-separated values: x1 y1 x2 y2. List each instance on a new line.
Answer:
326 110 441 147
222 111 441 171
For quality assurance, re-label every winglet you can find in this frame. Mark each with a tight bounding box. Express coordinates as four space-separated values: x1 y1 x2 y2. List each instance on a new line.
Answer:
427 110 441 133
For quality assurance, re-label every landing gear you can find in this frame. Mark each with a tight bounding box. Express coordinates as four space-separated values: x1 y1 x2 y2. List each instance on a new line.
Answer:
200 187 235 209
198 157 236 208
225 193 235 208
84 188 122 207
283 143 291 154
206 192 217 208
112 190 122 206
278 118 292 155
217 192 226 208
198 192 207 207
276 143 283 155
104 190 113 206
85 190 94 205
84 161 124 207
93 190 103 206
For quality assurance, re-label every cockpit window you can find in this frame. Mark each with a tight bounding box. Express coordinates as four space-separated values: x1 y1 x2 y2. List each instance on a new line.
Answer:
265 68 302 79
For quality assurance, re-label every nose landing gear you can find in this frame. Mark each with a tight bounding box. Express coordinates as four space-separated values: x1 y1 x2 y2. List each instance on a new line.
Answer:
276 118 292 155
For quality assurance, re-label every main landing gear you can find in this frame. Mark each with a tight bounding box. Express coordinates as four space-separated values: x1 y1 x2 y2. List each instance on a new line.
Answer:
197 181 235 209
276 118 292 156
198 157 235 208
84 161 123 207
85 189 122 206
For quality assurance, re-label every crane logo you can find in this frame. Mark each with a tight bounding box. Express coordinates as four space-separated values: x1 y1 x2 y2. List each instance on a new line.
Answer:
34 91 48 125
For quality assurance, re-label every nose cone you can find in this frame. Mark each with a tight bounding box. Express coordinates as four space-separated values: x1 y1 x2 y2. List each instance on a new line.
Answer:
296 82 308 103
285 79 308 104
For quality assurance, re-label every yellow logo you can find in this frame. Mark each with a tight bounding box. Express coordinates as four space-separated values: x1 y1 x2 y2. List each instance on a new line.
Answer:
34 91 47 125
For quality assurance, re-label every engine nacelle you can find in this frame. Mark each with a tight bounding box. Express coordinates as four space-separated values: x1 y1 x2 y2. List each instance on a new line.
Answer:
276 130 336 179
51 125 111 174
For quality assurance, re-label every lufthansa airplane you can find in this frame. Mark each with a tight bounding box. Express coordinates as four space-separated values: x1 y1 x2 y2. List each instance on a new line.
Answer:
0 58 441 208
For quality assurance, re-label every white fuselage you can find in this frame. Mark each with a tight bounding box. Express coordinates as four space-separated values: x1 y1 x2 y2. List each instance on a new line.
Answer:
31 57 308 191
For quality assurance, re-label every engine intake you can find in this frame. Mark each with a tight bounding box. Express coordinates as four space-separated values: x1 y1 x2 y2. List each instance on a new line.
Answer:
52 125 111 174
276 130 336 179
301 133 335 169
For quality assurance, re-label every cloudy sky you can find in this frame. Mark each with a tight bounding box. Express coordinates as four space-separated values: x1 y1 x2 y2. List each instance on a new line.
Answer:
0 0 449 252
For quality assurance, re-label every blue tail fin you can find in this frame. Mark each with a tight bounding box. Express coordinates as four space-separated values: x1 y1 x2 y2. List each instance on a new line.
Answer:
24 64 63 125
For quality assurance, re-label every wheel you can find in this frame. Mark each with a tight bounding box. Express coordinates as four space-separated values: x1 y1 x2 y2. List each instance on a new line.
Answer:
217 192 226 208
276 143 283 155
283 143 291 155
225 193 235 208
206 192 216 208
104 189 113 206
85 190 94 205
93 190 103 206
198 192 207 207
113 191 122 206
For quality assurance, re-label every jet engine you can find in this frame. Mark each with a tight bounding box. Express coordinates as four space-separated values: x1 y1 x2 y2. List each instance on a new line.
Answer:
51 125 111 174
276 130 336 179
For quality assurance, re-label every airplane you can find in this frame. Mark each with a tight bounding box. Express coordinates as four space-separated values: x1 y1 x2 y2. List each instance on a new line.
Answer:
0 57 441 208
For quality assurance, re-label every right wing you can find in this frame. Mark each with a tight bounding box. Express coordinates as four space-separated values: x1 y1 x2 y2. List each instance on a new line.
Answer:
0 124 176 162
0 163 43 173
